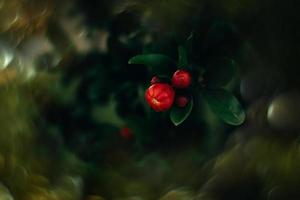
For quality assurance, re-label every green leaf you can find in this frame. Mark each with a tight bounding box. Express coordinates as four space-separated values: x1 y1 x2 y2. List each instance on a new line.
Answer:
128 54 175 75
204 58 237 87
177 46 189 69
202 89 245 125
170 98 193 126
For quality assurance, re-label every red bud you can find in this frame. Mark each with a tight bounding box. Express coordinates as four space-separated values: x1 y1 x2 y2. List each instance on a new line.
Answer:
176 96 189 107
172 70 192 88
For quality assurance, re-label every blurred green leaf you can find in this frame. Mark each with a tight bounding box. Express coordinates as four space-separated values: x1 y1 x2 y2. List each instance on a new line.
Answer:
128 54 175 75
170 98 193 126
204 58 237 87
177 46 189 69
202 89 245 125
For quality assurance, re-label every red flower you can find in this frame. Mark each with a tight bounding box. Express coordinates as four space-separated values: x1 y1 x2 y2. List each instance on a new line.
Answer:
176 96 189 107
171 70 192 88
145 83 175 112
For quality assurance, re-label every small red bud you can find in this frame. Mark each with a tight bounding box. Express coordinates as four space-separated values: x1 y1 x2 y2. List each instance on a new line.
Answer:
120 127 133 139
150 76 160 85
145 83 175 112
172 70 192 88
176 96 189 107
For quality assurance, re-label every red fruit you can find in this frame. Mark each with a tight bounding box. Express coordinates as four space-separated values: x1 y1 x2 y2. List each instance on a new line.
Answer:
120 127 133 139
145 83 175 112
176 96 189 107
172 70 192 88
150 76 160 85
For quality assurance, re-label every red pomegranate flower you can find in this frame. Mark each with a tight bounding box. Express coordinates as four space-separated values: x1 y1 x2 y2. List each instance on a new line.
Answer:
145 83 175 112
172 69 192 88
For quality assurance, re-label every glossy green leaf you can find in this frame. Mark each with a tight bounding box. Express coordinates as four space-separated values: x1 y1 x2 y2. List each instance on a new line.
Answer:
170 98 193 126
204 58 237 87
128 54 175 75
202 89 245 125
177 46 189 69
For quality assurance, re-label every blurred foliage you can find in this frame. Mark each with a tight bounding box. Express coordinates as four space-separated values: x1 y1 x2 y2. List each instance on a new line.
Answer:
0 0 299 199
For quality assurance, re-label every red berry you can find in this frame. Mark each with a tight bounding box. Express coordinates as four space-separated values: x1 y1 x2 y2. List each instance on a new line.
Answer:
171 70 192 88
145 83 175 112
176 96 189 107
150 76 160 85
120 127 133 139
